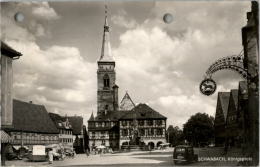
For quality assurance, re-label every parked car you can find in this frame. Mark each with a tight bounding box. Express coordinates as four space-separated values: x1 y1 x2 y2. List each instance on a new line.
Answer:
173 145 198 165
208 143 215 147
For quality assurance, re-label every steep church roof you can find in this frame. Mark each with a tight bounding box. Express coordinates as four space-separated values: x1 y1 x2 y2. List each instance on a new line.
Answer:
98 10 114 62
120 92 135 111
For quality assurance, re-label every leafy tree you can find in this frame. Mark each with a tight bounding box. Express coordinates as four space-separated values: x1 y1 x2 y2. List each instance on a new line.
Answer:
183 113 214 147
166 125 184 146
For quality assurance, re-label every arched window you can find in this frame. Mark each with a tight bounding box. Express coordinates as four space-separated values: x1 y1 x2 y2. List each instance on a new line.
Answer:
103 74 110 88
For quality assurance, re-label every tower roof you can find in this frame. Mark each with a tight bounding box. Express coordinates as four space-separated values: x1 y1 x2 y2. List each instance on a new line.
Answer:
98 7 115 62
120 91 135 111
89 112 95 121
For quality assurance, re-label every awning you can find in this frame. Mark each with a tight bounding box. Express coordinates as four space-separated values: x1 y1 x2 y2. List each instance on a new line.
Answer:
1 130 12 143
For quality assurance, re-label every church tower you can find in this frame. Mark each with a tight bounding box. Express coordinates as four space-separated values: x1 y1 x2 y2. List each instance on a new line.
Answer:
97 7 118 116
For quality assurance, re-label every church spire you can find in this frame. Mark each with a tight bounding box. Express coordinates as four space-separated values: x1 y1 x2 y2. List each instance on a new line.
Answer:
99 5 115 62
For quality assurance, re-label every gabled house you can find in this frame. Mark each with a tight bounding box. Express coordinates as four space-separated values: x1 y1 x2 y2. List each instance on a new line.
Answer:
237 81 249 148
226 89 239 147
5 99 59 145
214 92 230 146
68 116 84 153
49 113 74 147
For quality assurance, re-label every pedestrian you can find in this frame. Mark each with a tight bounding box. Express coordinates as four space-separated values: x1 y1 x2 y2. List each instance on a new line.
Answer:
148 145 151 154
85 146 90 157
48 148 54 164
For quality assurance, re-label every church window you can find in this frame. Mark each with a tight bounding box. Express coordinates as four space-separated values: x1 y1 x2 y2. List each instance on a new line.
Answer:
103 74 110 88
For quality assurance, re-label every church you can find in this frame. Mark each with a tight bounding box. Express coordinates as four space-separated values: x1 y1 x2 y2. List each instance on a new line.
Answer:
87 11 167 151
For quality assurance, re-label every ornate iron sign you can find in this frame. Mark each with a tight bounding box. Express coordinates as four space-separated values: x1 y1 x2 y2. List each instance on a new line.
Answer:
200 78 217 96
200 52 249 96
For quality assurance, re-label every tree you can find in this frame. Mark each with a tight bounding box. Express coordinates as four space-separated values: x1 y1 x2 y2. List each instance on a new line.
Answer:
166 125 184 147
183 113 214 147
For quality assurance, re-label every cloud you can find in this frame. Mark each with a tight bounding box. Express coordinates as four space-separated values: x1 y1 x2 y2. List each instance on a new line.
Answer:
2 1 251 128
111 10 137 29
112 1 250 127
151 94 215 127
8 40 97 125
31 2 60 20
2 2 93 125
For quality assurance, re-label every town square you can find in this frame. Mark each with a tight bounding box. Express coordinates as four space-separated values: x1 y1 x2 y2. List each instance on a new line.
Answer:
1 1 259 166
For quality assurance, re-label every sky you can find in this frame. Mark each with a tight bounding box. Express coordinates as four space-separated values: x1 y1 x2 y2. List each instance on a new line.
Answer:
1 1 251 128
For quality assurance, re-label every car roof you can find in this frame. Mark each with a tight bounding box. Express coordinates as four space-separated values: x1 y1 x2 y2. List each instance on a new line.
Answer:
175 145 192 148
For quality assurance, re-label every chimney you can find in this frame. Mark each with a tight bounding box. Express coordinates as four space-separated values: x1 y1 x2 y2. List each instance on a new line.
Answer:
29 101 33 104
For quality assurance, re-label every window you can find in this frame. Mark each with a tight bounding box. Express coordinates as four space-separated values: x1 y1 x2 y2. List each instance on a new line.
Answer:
122 129 128 136
156 120 162 126
122 120 127 126
157 129 163 136
151 129 155 136
103 74 110 88
140 129 145 136
139 120 144 126
148 120 153 126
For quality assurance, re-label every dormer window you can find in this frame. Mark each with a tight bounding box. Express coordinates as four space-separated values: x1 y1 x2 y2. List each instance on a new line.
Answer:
103 74 110 88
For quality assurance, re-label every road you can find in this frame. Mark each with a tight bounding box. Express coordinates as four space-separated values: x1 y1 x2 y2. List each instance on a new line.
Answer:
6 147 242 166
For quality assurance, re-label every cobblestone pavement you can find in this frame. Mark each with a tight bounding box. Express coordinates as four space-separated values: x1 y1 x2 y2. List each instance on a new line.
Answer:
5 147 243 167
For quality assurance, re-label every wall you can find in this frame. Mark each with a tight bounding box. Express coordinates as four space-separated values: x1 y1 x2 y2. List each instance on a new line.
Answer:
10 132 59 145
1 55 13 128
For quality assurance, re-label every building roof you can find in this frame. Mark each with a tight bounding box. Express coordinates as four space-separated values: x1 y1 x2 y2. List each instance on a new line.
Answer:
89 112 95 121
98 15 115 62
230 89 238 110
8 99 59 134
239 81 248 94
119 92 135 111
120 103 167 120
68 116 83 135
218 92 230 121
1 130 12 143
1 41 22 58
49 113 72 130
94 110 126 122
91 103 166 122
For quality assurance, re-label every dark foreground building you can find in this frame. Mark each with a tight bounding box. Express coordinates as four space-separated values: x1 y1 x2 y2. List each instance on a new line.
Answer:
214 92 230 146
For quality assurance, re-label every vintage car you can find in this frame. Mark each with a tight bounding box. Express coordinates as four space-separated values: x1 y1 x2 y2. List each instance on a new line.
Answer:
173 145 198 164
